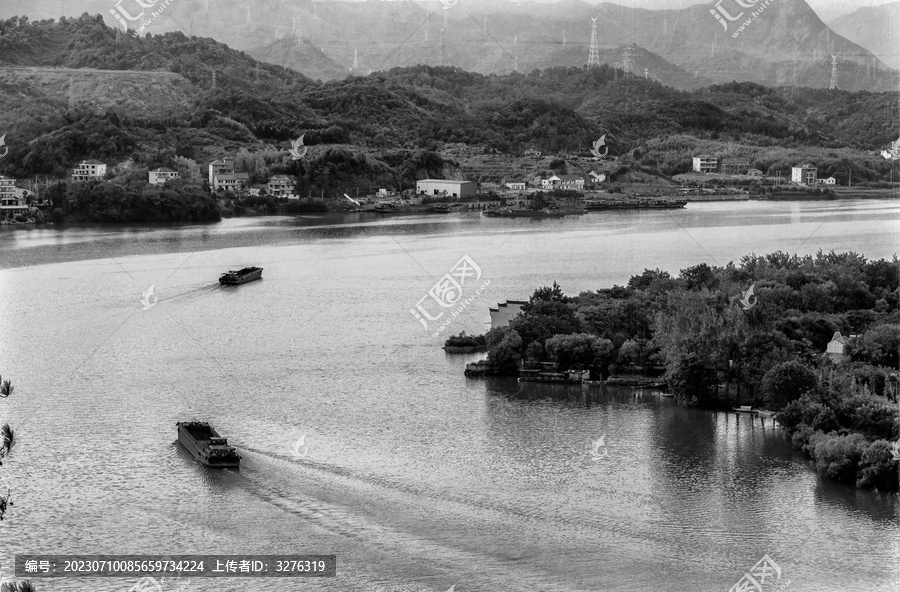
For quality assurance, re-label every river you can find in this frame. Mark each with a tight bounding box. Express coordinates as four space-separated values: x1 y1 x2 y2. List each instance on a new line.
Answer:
0 199 898 592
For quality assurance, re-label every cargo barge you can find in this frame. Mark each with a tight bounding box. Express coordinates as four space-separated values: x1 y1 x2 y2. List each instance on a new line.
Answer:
219 267 263 285
176 421 241 467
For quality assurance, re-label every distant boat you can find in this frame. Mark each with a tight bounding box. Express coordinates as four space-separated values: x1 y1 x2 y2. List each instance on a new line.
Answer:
219 267 263 285
733 405 759 415
176 421 241 468
431 204 453 213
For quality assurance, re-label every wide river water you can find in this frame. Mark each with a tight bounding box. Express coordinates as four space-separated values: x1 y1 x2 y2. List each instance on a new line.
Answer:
0 200 898 592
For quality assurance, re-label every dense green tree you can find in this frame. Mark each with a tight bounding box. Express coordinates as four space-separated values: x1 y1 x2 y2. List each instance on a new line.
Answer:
762 361 818 412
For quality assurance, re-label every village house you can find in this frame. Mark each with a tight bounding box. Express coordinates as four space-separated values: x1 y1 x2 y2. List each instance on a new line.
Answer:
791 163 817 186
0 175 28 219
821 176 837 185
71 160 107 182
524 149 542 157
148 167 179 185
268 174 297 198
824 331 857 363
208 157 238 189
719 157 751 175
213 172 250 193
692 155 718 174
505 181 526 191
588 171 606 183
541 174 584 190
489 300 527 329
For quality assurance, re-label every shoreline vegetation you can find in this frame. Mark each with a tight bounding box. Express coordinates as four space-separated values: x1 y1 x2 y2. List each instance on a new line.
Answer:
455 251 900 492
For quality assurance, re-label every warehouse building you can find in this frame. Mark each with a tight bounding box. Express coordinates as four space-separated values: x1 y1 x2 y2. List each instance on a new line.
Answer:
416 179 477 198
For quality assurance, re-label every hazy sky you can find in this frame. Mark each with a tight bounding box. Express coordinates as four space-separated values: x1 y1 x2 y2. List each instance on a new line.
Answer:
581 0 897 21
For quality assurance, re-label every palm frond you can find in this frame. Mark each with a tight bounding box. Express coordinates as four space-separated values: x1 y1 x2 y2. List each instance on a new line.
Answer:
0 424 13 457
1 581 35 592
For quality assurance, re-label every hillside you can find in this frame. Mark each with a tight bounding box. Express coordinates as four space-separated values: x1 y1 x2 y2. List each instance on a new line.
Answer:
827 2 900 70
0 15 896 197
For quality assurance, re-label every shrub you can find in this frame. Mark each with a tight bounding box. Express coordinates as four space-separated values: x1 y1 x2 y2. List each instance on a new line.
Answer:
856 440 899 490
812 433 867 485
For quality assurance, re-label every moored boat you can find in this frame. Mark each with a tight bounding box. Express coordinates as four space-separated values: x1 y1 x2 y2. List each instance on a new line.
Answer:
176 421 241 467
219 267 263 285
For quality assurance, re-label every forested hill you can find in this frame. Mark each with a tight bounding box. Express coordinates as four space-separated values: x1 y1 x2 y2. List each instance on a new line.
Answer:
0 15 896 188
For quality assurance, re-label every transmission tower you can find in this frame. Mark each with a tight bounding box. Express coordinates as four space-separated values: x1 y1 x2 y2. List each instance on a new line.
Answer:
514 54 518 72
644 68 648 79
439 26 445 66
562 29 566 46
353 48 358 70
790 47 798 99
588 17 600 67
211 69 217 90
623 45 634 75
829 54 838 89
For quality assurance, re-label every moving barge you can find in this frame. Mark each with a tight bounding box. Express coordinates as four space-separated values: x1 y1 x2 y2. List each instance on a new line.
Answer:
176 421 242 467
219 267 263 285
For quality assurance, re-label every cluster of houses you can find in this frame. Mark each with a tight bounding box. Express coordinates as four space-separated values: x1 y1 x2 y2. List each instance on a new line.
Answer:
692 155 838 186
498 171 608 193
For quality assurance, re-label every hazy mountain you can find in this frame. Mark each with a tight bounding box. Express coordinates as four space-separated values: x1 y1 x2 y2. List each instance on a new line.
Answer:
0 0 894 90
827 2 900 70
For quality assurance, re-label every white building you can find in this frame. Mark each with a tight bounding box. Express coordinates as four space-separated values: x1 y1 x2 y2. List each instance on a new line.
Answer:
71 160 107 182
822 176 837 185
542 174 584 189
208 157 235 186
416 179 477 198
213 172 249 192
692 155 718 174
791 164 817 186
489 300 527 329
0 175 27 218
589 171 606 183
148 168 179 185
824 331 856 363
505 181 526 191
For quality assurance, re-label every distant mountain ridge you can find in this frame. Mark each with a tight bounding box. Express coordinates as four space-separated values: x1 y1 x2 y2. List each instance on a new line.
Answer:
827 2 900 70
0 0 894 90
